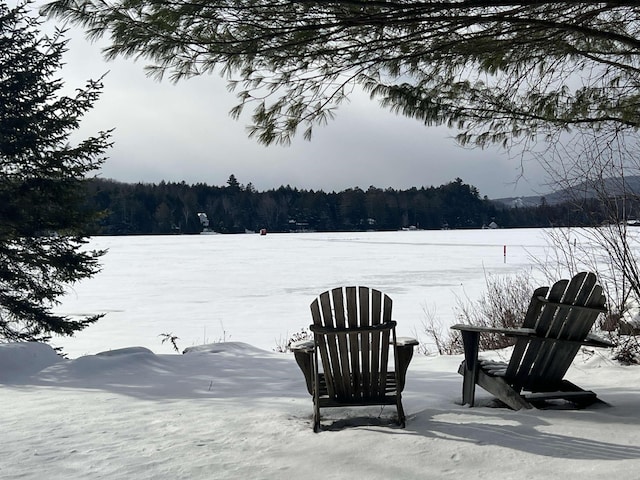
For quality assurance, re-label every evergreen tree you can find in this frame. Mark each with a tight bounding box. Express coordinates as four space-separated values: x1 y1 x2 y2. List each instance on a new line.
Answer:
226 174 240 190
0 1 112 342
45 1 640 147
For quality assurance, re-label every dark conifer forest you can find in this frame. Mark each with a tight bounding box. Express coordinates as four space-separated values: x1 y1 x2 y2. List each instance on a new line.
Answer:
83 176 610 235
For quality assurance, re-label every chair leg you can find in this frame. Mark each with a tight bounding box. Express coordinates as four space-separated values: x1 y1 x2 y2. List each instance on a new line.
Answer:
396 396 406 428
461 361 477 406
312 351 321 432
460 331 480 406
313 397 321 432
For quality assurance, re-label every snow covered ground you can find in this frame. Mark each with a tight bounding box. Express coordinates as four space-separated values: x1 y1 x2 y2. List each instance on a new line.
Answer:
1 341 639 479
3 229 640 479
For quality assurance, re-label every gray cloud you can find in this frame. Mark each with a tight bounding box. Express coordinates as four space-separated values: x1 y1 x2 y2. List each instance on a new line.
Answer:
57 20 548 199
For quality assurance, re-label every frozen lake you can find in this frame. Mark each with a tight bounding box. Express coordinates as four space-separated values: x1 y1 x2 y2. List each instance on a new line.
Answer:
55 228 558 357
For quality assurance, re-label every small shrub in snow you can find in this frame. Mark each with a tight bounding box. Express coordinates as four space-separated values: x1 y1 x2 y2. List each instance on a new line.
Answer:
159 333 180 353
425 270 536 354
274 329 312 353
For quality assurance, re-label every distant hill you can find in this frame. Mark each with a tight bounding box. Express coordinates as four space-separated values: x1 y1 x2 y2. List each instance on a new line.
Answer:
493 175 640 208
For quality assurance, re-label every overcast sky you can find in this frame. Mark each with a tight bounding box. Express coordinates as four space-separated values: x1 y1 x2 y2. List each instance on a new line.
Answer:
49 12 550 199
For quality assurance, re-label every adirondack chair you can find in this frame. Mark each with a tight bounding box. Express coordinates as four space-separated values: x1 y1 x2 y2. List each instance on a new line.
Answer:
451 271 613 410
291 286 419 432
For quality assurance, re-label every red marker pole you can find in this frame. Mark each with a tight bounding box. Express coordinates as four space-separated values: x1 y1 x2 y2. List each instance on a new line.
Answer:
503 245 507 263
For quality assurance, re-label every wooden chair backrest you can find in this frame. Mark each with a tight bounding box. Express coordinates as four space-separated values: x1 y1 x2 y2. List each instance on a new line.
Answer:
310 286 395 401
506 272 607 392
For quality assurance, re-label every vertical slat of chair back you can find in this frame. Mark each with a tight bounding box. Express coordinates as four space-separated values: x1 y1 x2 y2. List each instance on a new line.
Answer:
359 287 371 398
370 289 382 396
345 287 362 399
331 287 352 399
310 295 331 396
379 290 393 398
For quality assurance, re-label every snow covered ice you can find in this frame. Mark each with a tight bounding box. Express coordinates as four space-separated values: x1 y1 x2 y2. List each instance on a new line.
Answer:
52 229 550 357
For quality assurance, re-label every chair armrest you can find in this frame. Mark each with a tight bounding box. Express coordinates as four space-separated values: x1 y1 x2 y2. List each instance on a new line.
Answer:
394 337 419 347
391 337 418 392
451 324 614 348
584 333 615 348
290 339 315 353
451 324 536 337
291 339 315 396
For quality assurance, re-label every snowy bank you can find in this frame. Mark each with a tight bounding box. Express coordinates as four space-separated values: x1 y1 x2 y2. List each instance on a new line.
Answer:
1 342 640 479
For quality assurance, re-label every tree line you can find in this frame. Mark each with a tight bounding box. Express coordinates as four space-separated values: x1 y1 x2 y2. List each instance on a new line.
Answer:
83 175 609 235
